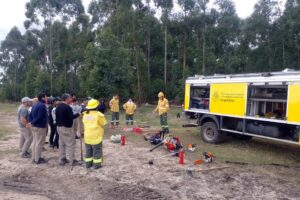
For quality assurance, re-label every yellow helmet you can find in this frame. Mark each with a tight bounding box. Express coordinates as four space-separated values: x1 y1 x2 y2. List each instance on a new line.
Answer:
158 92 164 98
86 99 99 109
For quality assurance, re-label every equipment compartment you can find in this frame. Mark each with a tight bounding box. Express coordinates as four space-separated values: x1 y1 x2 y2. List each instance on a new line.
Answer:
247 85 288 120
190 86 210 110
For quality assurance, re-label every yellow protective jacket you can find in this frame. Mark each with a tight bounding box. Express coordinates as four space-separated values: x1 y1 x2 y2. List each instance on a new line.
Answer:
154 98 169 115
123 102 137 115
82 110 107 145
109 98 119 112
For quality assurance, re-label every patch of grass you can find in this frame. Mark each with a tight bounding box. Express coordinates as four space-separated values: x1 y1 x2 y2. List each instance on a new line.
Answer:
0 126 14 140
0 103 19 114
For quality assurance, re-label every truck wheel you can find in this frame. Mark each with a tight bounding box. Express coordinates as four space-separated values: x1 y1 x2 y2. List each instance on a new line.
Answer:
201 122 226 144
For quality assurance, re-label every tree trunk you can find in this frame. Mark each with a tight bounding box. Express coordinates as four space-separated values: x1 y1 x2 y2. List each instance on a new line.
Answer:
183 10 187 88
202 4 207 75
49 21 53 95
282 37 285 69
147 0 151 84
147 27 151 83
183 31 186 81
64 54 67 93
297 45 300 69
135 47 142 104
202 24 206 75
164 23 168 91
202 25 206 75
133 9 141 104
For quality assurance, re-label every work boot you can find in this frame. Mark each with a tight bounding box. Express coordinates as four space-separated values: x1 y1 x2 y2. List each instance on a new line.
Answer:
35 158 47 165
93 164 102 170
21 152 31 158
71 160 82 166
86 162 93 169
59 158 69 166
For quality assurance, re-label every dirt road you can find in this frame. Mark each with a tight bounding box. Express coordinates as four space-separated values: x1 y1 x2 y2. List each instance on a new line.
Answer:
0 112 299 200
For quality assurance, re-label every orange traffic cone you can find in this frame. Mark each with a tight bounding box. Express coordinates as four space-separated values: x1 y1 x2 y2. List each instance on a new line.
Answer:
179 151 184 165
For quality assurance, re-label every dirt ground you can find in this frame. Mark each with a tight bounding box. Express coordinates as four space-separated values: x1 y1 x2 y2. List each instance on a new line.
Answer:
0 110 300 200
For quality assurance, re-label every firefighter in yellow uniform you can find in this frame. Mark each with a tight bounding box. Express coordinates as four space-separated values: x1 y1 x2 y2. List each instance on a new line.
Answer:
82 99 107 169
109 95 120 126
123 99 137 125
153 92 170 133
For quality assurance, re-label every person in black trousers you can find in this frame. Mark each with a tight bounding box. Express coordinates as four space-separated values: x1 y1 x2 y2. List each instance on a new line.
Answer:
51 98 61 149
48 99 55 148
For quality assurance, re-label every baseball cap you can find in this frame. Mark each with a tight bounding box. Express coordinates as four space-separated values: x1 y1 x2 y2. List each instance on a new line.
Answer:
21 97 32 103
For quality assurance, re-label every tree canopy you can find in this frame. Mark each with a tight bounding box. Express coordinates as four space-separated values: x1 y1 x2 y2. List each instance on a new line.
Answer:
1 0 300 103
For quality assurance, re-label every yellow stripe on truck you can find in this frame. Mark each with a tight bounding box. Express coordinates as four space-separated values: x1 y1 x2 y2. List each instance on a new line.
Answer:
210 83 247 117
184 83 190 110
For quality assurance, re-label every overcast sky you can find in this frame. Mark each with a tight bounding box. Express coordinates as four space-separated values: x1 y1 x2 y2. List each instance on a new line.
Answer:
0 0 286 42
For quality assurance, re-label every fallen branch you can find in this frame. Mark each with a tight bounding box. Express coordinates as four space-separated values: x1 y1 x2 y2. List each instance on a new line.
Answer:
187 166 230 173
225 161 300 169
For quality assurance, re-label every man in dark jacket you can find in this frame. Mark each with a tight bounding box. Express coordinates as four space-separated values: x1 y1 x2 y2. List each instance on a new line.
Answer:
97 99 107 114
28 93 48 164
56 93 80 166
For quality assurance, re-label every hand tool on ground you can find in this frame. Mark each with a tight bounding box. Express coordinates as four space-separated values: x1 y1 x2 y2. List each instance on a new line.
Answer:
148 151 180 165
185 166 230 175
79 132 83 161
149 141 164 152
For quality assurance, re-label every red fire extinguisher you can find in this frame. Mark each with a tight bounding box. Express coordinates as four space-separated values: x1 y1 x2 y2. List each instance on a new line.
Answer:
121 135 126 145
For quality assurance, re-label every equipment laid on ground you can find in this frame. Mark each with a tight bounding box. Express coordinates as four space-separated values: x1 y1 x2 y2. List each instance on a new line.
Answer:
133 127 143 134
178 151 184 164
163 136 182 152
182 124 198 128
184 70 300 146
148 151 179 165
203 152 215 163
149 135 182 153
149 141 164 152
110 134 122 143
121 135 126 145
193 152 215 165
187 144 196 152
150 133 162 145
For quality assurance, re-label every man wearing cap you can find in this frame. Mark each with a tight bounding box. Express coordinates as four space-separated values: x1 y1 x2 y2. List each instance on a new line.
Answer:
28 93 48 164
153 92 170 134
82 99 107 169
56 93 80 166
17 97 33 158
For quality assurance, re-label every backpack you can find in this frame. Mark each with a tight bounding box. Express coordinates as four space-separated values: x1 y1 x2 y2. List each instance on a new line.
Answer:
150 133 162 145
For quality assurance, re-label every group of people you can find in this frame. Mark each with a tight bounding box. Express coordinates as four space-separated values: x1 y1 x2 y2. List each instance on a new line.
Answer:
17 91 170 169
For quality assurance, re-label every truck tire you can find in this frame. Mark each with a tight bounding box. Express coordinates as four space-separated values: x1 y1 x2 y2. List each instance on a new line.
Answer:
201 122 226 144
